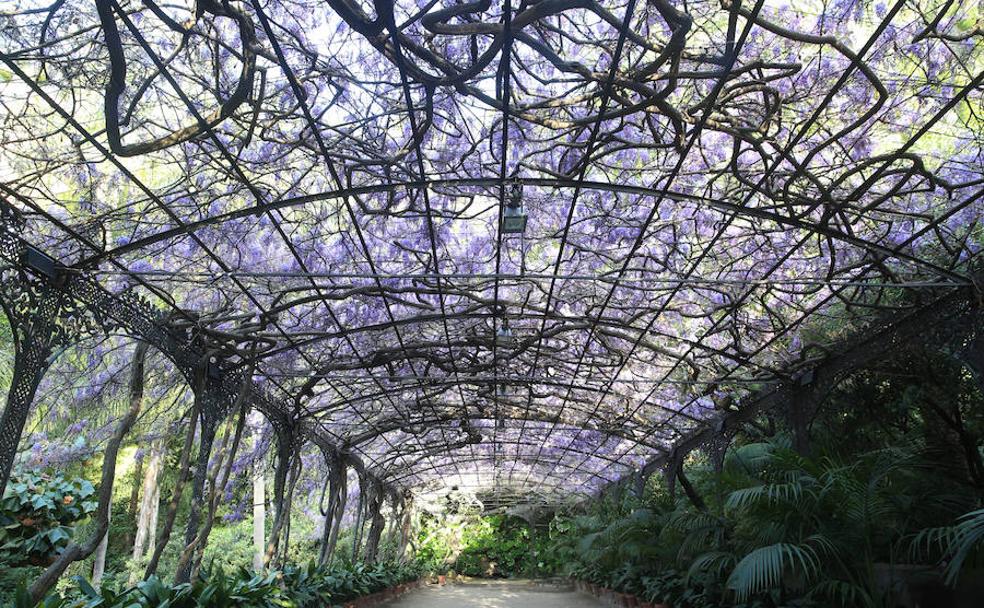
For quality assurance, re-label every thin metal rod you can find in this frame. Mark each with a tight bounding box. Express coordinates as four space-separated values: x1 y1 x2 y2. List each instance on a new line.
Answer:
258 372 777 386
74 269 967 289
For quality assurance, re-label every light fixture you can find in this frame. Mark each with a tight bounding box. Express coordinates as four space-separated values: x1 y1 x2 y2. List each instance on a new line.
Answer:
21 245 61 279
207 355 222 380
495 318 515 346
500 181 527 234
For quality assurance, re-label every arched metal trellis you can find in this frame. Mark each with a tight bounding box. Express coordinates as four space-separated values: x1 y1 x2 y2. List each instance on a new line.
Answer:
0 0 982 523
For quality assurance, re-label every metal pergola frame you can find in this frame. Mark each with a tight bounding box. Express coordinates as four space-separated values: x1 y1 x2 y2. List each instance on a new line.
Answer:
0 0 982 571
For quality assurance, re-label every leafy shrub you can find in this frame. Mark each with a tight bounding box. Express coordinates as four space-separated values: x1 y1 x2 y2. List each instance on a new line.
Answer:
0 469 97 566
453 515 535 577
23 559 425 608
17 569 286 608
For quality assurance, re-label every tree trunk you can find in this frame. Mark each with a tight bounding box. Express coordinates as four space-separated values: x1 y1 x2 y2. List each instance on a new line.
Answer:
91 504 110 587
351 478 367 562
253 455 265 572
275 456 301 567
676 464 707 512
174 409 218 583
143 408 198 579
264 428 296 566
318 458 347 566
146 479 159 558
181 404 249 580
130 440 163 584
28 341 148 602
397 500 413 564
124 452 143 549
384 499 400 562
364 503 385 563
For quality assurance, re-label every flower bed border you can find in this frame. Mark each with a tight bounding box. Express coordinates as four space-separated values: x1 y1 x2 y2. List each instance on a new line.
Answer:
572 578 669 608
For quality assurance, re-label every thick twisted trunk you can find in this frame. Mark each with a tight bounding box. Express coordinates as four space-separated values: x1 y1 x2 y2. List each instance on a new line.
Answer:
318 457 347 566
363 481 386 563
174 409 218 583
264 426 299 567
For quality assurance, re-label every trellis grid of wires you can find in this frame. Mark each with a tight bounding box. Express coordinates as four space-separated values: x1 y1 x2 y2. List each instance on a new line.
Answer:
0 0 982 506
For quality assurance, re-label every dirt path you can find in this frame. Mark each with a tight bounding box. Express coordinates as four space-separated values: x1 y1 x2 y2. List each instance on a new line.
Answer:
384 580 604 608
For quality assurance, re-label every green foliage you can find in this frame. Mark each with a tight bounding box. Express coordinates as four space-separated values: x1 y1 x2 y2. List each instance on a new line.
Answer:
453 515 540 577
200 519 257 572
558 438 983 608
575 508 661 574
22 569 288 608
725 541 823 601
416 511 561 578
25 559 425 608
910 507 984 585
0 469 97 566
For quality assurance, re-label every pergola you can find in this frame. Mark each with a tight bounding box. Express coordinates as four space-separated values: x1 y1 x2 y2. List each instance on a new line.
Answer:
0 0 981 558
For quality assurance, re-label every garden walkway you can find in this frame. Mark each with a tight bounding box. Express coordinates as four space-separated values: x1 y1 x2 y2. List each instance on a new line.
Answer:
386 580 605 607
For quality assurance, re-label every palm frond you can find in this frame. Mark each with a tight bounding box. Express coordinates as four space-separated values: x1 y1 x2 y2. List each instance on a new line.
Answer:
944 507 984 585
725 479 810 512
687 550 735 582
725 541 822 601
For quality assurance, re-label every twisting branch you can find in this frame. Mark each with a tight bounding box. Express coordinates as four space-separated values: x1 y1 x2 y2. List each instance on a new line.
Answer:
28 342 149 602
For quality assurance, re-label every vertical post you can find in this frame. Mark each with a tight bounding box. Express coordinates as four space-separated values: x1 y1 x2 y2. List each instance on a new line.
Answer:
0 279 79 496
0 329 54 494
248 411 267 572
252 463 266 572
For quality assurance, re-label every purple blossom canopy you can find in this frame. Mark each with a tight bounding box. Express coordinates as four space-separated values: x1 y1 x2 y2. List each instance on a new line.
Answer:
0 0 981 505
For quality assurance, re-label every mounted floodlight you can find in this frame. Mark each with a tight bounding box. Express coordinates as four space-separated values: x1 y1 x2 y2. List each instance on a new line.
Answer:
21 245 61 279
495 318 515 346
500 181 527 234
